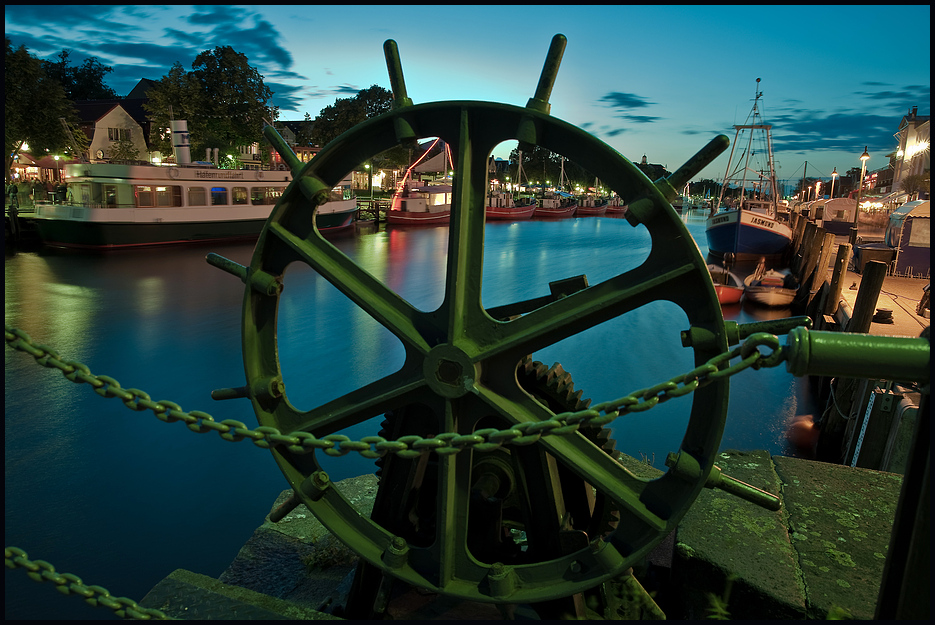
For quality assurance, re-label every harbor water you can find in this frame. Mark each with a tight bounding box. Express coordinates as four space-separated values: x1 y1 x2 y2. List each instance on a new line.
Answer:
4 210 817 619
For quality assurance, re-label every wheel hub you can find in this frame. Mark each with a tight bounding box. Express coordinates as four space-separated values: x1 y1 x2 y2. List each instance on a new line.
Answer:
423 344 478 398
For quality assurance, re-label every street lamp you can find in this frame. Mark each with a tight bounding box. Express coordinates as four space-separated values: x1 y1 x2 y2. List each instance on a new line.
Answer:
849 147 870 247
829 167 837 199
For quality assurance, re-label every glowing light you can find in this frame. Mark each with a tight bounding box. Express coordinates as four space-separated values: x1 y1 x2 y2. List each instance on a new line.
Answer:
391 138 441 210
904 140 930 160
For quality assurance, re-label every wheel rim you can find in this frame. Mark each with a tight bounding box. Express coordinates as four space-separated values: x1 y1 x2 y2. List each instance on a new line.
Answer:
241 100 729 603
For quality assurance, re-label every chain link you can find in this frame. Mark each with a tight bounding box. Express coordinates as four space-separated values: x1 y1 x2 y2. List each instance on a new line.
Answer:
5 323 786 459
4 547 172 620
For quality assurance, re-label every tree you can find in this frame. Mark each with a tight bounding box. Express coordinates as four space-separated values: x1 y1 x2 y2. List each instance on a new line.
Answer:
900 173 929 200
311 84 393 146
108 127 140 163
5 38 77 183
42 49 118 100
143 47 275 160
143 62 196 157
295 112 315 147
189 46 273 154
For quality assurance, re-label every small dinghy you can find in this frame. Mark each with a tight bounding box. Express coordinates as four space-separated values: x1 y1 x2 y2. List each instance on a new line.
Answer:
707 263 744 305
743 266 797 307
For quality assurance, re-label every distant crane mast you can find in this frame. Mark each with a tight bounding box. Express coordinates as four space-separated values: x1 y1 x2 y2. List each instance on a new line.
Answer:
59 118 88 163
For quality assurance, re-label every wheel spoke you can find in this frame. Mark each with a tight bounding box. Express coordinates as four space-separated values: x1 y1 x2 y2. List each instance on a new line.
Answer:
432 403 473 590
442 109 492 350
269 221 436 355
279 365 427 436
478 260 698 360
474 383 665 532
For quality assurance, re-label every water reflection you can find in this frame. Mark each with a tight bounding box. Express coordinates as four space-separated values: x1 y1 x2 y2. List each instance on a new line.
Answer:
4 216 818 620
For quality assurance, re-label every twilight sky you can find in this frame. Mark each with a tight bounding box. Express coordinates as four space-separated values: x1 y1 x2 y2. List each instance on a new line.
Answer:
5 4 930 189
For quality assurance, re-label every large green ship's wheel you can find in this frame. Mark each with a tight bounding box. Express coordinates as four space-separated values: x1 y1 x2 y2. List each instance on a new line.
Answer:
240 35 731 604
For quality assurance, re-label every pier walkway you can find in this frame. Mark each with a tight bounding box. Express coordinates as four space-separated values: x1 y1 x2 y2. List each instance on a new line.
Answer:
139 448 905 619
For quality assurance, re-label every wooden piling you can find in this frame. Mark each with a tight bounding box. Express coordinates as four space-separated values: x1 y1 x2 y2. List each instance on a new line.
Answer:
799 224 826 285
845 260 887 333
823 244 852 317
809 232 837 305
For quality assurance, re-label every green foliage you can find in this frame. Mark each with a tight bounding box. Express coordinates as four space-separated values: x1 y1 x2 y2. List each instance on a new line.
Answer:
825 604 853 619
218 154 245 169
295 112 315 147
311 84 393 147
108 128 141 163
143 47 275 161
5 38 77 183
704 574 736 619
41 49 117 100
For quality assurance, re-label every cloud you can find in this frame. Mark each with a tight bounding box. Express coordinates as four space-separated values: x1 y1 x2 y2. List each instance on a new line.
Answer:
853 84 930 103
767 110 897 155
619 114 662 124
598 92 654 110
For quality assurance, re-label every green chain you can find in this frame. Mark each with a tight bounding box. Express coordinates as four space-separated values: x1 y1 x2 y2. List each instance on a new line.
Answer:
4 547 172 620
5 322 785 459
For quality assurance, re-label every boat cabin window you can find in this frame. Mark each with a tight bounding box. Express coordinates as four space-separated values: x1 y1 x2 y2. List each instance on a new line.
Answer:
211 187 228 206
232 187 248 205
156 186 182 207
103 185 117 208
188 187 206 206
135 185 182 208
135 186 155 207
251 187 282 205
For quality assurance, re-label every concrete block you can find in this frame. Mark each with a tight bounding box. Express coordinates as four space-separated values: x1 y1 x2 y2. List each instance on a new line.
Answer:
139 568 341 619
772 455 902 619
673 449 806 619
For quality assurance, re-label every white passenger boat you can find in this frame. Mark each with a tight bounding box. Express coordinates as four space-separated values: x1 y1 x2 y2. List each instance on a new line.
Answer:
27 121 356 249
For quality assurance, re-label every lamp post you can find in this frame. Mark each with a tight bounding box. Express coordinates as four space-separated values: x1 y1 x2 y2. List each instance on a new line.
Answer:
849 147 870 247
829 167 837 199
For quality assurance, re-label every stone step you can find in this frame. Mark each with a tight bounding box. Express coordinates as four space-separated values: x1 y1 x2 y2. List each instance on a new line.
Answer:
672 449 902 619
139 568 341 620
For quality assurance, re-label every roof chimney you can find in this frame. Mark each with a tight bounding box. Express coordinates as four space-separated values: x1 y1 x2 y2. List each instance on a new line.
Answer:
911 106 918 117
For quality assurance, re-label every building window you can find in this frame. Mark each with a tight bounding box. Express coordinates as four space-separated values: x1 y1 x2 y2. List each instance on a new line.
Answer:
211 187 228 205
108 127 132 142
188 187 206 206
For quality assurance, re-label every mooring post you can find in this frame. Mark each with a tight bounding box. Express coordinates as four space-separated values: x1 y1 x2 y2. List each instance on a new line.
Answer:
809 232 837 305
876 387 930 619
845 260 887 333
822 243 852 319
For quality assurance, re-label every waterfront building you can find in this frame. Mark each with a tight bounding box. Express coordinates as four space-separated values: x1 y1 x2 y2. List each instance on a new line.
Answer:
890 106 930 201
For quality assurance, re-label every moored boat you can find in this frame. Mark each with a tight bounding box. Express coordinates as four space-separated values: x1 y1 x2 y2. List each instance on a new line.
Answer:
535 191 577 219
486 190 536 221
707 263 744 305
386 183 452 225
742 265 798 307
705 79 792 260
604 195 628 216
26 122 356 249
576 194 607 216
